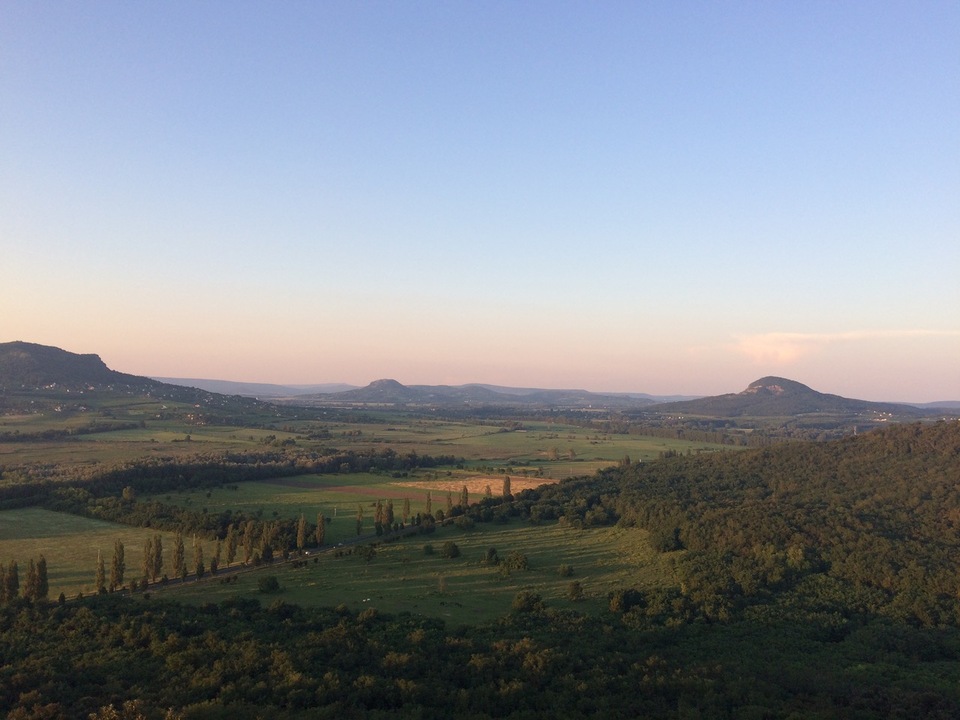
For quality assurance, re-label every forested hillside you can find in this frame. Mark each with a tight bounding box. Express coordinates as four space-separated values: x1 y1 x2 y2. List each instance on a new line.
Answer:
531 420 960 625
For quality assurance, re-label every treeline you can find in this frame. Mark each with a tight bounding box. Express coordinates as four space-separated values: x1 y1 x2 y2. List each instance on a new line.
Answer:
0 447 464 511
521 420 960 626
0 421 143 442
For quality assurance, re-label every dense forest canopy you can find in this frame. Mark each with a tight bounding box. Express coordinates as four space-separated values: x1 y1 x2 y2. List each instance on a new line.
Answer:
529 421 960 626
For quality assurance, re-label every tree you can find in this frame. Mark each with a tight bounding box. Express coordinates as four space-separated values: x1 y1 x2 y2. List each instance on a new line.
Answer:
484 484 492 498
242 521 256 564
23 559 37 600
95 552 105 594
425 491 432 516
227 523 237 567
460 485 469 508
151 534 163 582
225 523 237 566
258 576 280 593
89 700 149 720
35 555 48 601
385 500 395 528
212 539 222 573
110 540 125 592
402 497 411 523
446 491 453 514
172 532 187 581
193 539 204 581
8 560 20 599
141 538 153 586
296 513 306 554
316 512 326 547
260 522 275 562
511 590 544 613
503 476 512 498
356 505 364 536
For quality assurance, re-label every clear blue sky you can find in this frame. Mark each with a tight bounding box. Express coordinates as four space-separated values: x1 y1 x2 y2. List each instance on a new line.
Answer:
2 1 958 401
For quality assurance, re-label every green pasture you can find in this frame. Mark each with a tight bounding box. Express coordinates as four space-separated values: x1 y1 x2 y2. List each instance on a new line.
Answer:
0 508 213 599
150 474 522 544
164 520 676 624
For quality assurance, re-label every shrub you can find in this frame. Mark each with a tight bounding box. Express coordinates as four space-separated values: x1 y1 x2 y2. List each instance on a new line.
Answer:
258 576 281 593
511 590 545 613
503 550 529 571
440 541 460 559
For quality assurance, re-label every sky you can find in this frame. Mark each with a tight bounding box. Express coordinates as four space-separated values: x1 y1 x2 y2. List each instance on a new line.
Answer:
1 2 958 402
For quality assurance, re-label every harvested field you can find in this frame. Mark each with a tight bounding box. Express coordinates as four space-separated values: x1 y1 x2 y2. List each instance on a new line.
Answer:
392 476 556 495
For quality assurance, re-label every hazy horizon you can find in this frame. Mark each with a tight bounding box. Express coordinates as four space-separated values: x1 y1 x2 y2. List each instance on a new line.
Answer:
3 3 957 403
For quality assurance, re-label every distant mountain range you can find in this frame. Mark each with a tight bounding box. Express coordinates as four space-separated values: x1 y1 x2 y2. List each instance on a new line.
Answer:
151 378 358 398
2 342 957 416
276 378 663 409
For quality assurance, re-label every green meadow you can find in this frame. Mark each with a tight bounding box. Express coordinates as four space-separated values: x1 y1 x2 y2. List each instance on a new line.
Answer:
164 520 675 624
0 508 193 598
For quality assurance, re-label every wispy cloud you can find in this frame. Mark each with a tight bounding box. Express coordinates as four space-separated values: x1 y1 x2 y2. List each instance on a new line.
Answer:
732 330 960 365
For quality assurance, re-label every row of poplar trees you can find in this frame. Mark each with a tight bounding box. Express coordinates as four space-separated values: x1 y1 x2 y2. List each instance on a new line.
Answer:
1 556 48 602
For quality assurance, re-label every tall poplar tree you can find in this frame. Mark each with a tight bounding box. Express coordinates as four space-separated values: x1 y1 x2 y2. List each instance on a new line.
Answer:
152 534 163 582
242 521 256 564
193 538 204 580
141 538 153 586
425 491 432 516
23 559 38 600
225 523 237 566
7 560 20 600
95 551 105 594
296 513 306 554
316 512 326 547
260 522 275 561
172 532 187 580
460 485 469 508
503 476 512 499
110 540 125 592
402 497 411 524
35 555 48 601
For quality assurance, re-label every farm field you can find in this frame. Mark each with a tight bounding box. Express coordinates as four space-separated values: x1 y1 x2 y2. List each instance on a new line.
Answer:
0 397 726 607
1 398 729 476
0 507 193 599
163 520 675 625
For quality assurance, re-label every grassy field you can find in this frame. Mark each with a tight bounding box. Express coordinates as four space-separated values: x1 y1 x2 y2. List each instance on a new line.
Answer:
1 399 717 612
162 520 677 624
1 405 727 475
0 508 205 598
